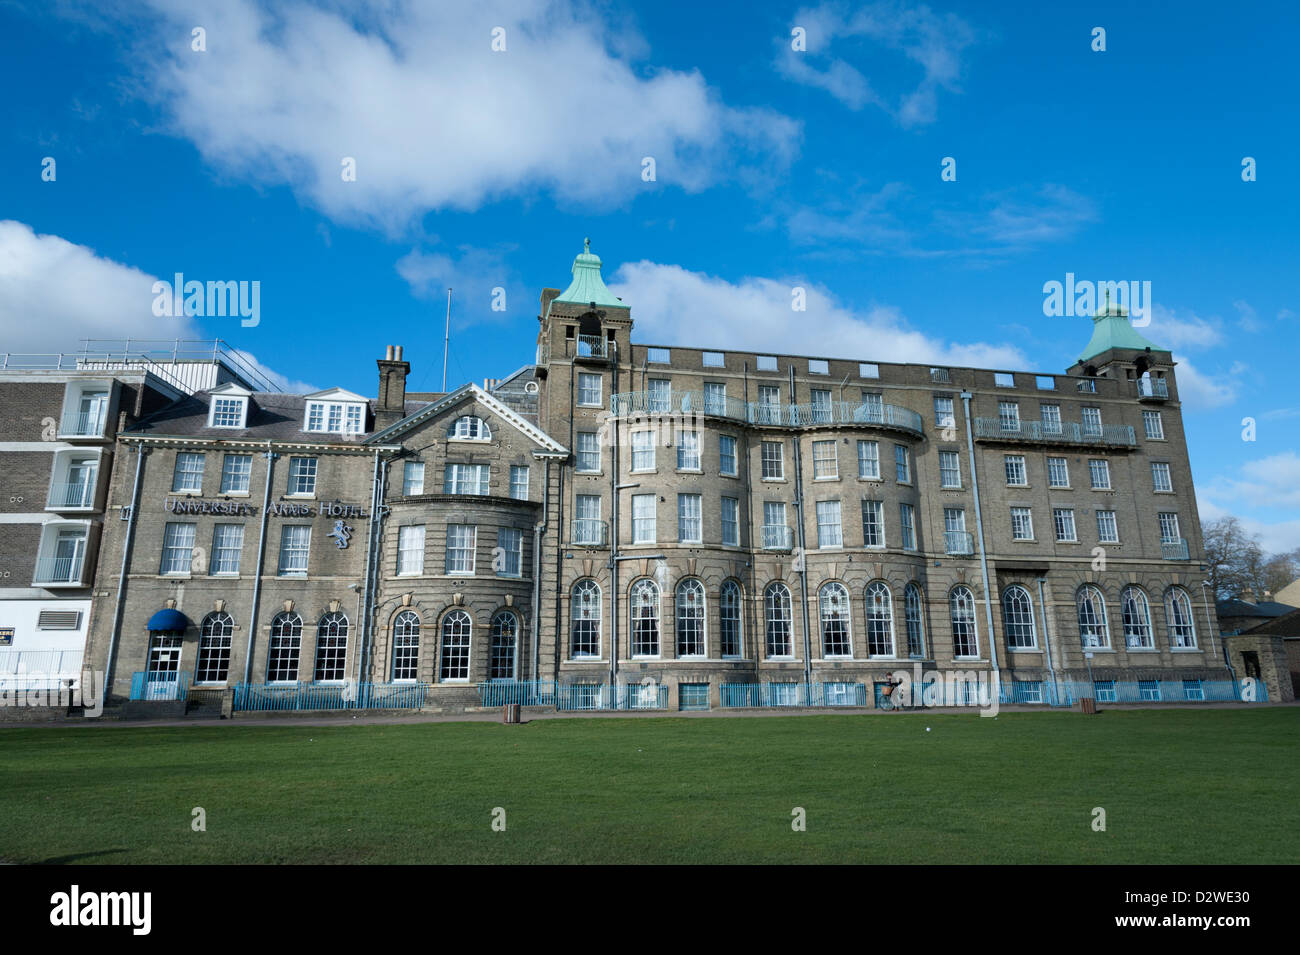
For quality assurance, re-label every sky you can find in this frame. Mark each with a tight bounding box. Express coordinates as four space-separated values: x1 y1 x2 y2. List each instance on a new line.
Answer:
1 0 1297 554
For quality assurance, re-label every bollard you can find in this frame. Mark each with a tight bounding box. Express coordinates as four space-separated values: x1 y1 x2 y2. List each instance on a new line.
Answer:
1077 697 1097 715
503 703 521 724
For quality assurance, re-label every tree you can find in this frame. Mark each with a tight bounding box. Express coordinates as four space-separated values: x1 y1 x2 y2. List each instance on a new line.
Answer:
1202 516 1266 600
1262 548 1300 595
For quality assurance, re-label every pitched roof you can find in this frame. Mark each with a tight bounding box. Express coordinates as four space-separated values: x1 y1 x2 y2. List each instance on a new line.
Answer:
1079 303 1165 362
1217 598 1297 619
551 238 624 310
1241 608 1300 637
124 390 376 445
365 382 568 454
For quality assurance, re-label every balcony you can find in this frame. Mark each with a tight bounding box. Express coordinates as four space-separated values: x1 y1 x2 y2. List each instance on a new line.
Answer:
575 335 610 362
945 531 974 555
761 525 793 550
58 410 108 439
930 368 951 383
610 391 924 435
571 519 608 546
973 417 1136 448
46 481 97 510
1136 377 1169 401
33 554 86 586
1076 379 1098 394
1161 538 1190 561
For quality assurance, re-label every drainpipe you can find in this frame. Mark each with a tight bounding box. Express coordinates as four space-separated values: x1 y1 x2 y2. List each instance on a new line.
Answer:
790 365 813 688
961 392 1001 698
243 441 276 684
1035 577 1059 700
742 363 756 672
355 450 384 687
103 442 145 699
531 457 550 681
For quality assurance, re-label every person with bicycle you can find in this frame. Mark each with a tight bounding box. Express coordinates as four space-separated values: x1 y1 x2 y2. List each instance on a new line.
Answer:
880 671 904 710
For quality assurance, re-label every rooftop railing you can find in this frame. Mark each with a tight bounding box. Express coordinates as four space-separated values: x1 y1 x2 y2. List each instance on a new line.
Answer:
972 417 1136 447
0 339 277 393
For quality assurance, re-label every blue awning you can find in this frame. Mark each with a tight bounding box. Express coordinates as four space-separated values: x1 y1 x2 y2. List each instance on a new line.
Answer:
146 608 190 632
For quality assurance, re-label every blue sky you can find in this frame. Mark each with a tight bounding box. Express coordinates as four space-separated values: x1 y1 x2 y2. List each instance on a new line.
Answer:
1 0 1297 552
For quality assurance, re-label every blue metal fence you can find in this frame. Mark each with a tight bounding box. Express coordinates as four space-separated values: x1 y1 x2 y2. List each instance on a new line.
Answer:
129 670 191 702
476 680 558 707
556 683 670 711
232 682 430 712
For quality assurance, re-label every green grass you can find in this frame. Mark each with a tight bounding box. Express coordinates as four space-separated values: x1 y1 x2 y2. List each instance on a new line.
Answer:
1 708 1295 864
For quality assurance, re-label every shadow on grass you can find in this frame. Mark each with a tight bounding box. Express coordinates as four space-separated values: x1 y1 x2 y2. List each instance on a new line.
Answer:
37 848 130 864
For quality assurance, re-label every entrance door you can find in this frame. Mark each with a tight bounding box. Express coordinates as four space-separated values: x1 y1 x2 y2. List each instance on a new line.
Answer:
145 631 184 700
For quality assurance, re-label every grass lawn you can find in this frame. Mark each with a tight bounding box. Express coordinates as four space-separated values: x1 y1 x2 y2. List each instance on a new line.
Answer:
0 707 1295 864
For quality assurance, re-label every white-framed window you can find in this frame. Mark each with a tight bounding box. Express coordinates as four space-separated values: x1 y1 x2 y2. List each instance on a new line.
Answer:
894 445 910 483
721 496 739 546
950 586 979 657
577 372 603 407
1053 508 1077 542
939 450 961 488
1152 462 1173 492
277 524 311 575
861 391 883 419
446 524 476 574
444 463 490 495
305 400 365 435
702 352 725 368
678 493 702 543
1002 585 1037 649
934 395 955 428
904 583 925 657
998 400 1021 431
812 440 838 479
570 580 602 659
816 499 842 548
900 503 917 550
647 347 670 364
1122 586 1154 649
1047 456 1069 487
1089 459 1111 489
860 362 880 378
1010 507 1034 541
172 452 205 494
857 440 880 479
287 456 317 496
1040 403 1062 434
497 527 523 577
647 378 672 413
631 431 655 472
403 461 425 496
573 494 602 545
391 611 421 681
576 432 601 472
220 454 252 494
719 434 737 476
1096 510 1119 542
397 525 425 576
757 385 781 423
1081 406 1102 436
267 612 302 682
630 579 661 657
1143 410 1165 440
160 522 196 574
1004 454 1027 486
1078 585 1109 648
820 582 852 657
449 416 492 441
677 430 701 471
313 612 349 682
761 441 784 480
810 388 832 422
209 396 247 429
675 579 706 657
440 610 472 681
765 582 793 658
196 612 234 683
861 499 885 547
865 581 894 657
211 524 244 575
1166 587 1198 648
763 502 787 548
1158 511 1181 543
489 612 518 680
632 494 656 543
720 580 742 657
704 382 727 415
809 359 829 376
509 465 529 500
757 355 778 371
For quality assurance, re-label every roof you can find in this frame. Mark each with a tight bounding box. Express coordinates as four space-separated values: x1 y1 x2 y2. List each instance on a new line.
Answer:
366 382 568 454
1240 608 1300 637
1216 598 1298 619
551 238 624 310
1079 302 1165 361
124 390 376 445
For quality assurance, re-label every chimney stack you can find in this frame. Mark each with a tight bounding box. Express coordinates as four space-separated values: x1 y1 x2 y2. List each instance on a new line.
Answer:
376 344 410 430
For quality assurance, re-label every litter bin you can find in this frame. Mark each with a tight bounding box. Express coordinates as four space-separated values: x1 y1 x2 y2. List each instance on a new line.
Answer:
503 703 521 724
1077 697 1096 715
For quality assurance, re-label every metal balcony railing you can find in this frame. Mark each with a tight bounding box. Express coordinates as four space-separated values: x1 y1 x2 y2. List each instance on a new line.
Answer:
972 417 1136 447
610 391 924 434
1136 377 1169 399
58 410 108 438
761 525 793 550
34 554 85 585
47 481 97 509
1077 379 1098 393
945 531 974 555
930 368 951 383
572 519 608 546
1161 538 1190 561
576 335 608 359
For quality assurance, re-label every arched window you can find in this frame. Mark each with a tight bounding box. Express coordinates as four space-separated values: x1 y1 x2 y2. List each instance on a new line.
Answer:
1077 585 1109 649
820 582 852 658
765 582 793 658
570 580 601 659
630 579 660 657
719 580 742 658
489 612 518 680
440 610 472 681
268 611 302 682
314 612 349 682
391 610 420 682
950 586 978 658
1166 587 1197 649
449 416 491 441
1121 586 1153 649
675 579 706 657
195 612 234 684
865 581 894 657
1001 585 1037 649
904 583 926 658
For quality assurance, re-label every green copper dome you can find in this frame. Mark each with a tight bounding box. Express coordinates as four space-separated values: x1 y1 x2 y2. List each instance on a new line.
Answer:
1079 299 1163 361
554 238 624 308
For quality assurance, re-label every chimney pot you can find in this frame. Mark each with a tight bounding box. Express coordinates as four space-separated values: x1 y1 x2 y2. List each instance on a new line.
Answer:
395 345 403 361
386 345 394 360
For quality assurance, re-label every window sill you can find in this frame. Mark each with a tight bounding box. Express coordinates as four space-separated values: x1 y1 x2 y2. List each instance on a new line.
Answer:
1170 647 1203 653
221 491 252 498
676 468 703 475
1008 647 1042 653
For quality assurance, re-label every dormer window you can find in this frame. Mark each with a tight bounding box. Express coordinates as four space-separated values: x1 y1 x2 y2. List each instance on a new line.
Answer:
449 416 491 441
302 389 368 435
207 383 254 430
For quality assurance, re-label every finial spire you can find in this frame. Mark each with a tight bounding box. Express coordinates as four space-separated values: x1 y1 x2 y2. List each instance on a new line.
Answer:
584 237 591 253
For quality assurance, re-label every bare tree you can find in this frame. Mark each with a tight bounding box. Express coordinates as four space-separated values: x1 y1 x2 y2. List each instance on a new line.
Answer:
1262 548 1300 595
1202 516 1266 600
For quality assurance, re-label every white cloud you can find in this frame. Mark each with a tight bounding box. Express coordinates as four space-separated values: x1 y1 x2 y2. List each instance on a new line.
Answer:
1197 496 1300 556
776 1 980 126
1233 299 1262 333
1148 306 1224 351
108 0 799 232
606 260 1027 368
1207 452 1300 511
1172 353 1238 409
396 245 522 329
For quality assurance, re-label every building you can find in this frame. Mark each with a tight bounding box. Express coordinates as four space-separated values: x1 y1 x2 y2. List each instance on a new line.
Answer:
81 244 1232 711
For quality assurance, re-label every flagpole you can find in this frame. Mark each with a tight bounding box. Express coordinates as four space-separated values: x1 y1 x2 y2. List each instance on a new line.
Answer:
442 287 452 393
